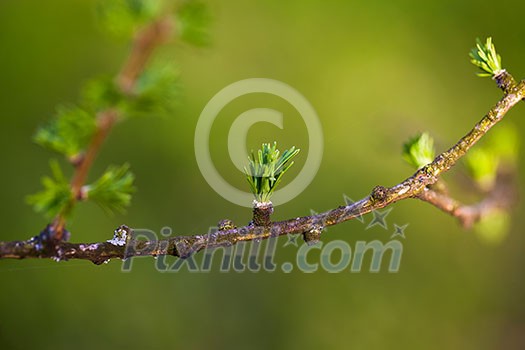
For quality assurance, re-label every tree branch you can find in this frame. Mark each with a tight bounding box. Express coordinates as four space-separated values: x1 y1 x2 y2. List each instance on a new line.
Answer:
117 16 173 94
1 73 523 264
417 167 517 228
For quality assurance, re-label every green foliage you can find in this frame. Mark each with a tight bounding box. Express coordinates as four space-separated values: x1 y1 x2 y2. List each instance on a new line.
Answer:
85 164 135 215
81 77 124 113
402 132 435 169
34 106 96 159
244 142 300 203
27 160 73 219
486 124 519 162
96 0 164 37
127 62 181 116
176 0 211 47
29 1 185 223
82 63 180 118
465 148 499 190
469 37 502 77
465 125 519 190
474 211 510 245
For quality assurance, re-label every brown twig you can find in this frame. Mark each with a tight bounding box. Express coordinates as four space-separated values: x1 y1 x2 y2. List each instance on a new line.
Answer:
51 16 173 239
417 167 517 228
117 16 173 94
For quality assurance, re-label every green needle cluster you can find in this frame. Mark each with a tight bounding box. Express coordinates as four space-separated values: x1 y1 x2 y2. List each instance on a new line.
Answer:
402 132 435 169
244 142 300 203
470 37 503 77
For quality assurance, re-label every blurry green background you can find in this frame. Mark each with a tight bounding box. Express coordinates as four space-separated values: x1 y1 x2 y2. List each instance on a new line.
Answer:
1 0 525 349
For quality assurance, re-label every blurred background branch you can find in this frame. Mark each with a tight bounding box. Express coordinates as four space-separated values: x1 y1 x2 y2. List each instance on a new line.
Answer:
52 14 174 239
23 1 210 240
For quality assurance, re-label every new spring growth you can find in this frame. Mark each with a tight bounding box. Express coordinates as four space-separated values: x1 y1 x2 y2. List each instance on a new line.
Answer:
244 142 300 203
464 125 519 191
402 132 435 169
469 37 503 77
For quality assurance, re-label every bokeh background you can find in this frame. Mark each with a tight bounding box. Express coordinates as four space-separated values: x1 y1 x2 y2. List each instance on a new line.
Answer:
1 0 525 349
